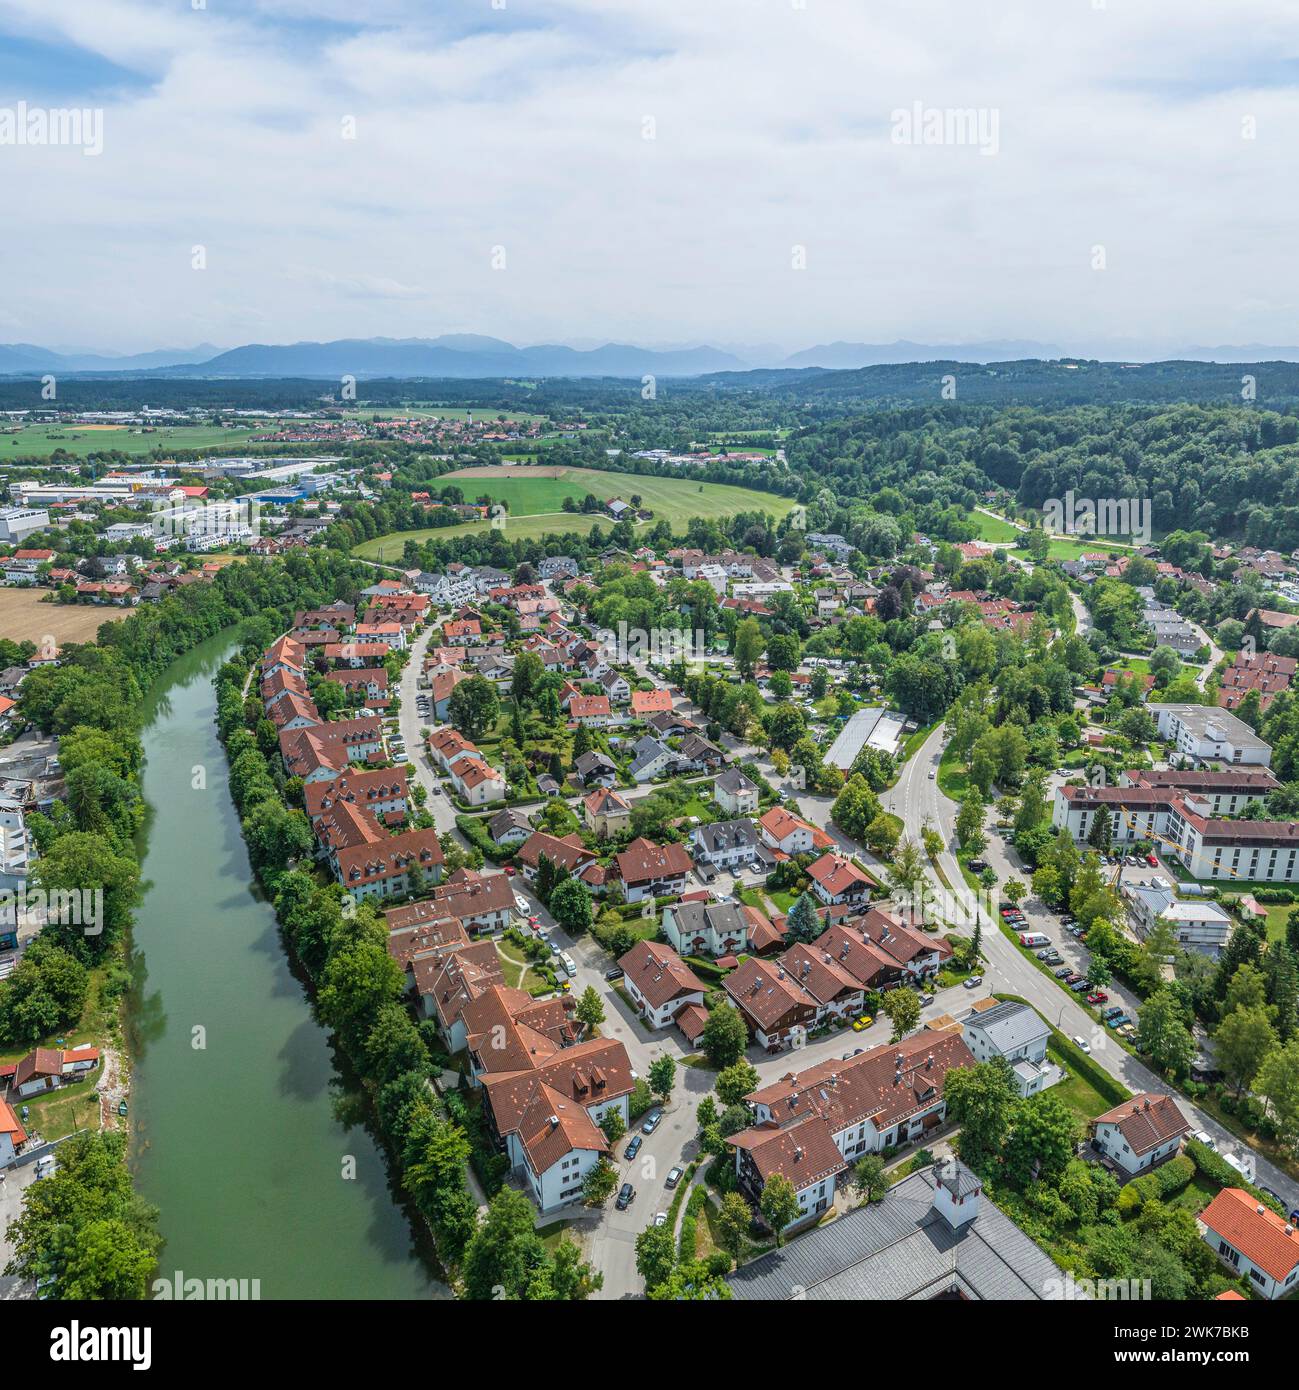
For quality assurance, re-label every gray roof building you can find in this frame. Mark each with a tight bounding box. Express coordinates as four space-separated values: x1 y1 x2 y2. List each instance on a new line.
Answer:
727 1159 1068 1300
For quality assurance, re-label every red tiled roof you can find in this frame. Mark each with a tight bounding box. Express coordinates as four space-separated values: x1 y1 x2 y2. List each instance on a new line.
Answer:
1201 1188 1299 1283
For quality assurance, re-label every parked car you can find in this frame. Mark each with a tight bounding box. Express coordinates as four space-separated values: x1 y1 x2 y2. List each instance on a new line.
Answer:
1106 1014 1130 1029
1055 966 1073 979
653 1211 668 1227
641 1109 663 1135
963 975 983 989
1086 990 1109 1004
1191 1130 1216 1151
1070 978 1090 992
514 893 531 915
1102 1005 1125 1020
1072 1034 1092 1054
1116 1022 1137 1039
625 1135 642 1160
559 952 578 978
616 1183 635 1210
919 993 935 1007
665 1166 684 1189
928 770 936 779
1146 853 1159 866
604 965 624 981
851 1015 874 1031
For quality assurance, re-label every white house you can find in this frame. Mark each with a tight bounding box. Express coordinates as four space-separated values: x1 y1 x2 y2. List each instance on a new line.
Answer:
617 939 708 1030
961 1000 1053 1097
689 819 765 873
1091 1092 1191 1176
713 768 759 818
1149 704 1272 768
1200 1187 1299 1299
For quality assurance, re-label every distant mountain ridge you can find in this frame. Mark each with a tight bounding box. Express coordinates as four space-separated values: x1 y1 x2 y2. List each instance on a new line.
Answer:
6 333 1299 379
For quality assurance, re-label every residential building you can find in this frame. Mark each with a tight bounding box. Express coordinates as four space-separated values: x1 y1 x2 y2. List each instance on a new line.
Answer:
617 939 708 1030
1149 704 1272 768
662 900 751 958
722 954 818 1050
713 768 759 818
688 818 767 873
480 1039 634 1212
1122 881 1233 958
1200 1187 1299 1299
1091 1092 1191 1176
583 787 631 837
961 1000 1053 1097
488 808 532 847
613 837 692 902
806 851 875 907
628 735 675 782
727 1033 977 1217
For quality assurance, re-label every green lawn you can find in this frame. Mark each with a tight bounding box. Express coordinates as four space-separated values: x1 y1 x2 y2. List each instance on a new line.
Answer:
2 423 261 459
17 1080 101 1141
970 512 1023 544
936 742 969 799
354 466 797 558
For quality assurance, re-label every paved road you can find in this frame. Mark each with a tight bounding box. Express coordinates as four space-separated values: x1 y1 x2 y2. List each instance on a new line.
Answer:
898 724 1299 1212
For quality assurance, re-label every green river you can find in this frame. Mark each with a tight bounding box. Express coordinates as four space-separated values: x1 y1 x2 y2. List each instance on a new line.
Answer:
126 630 443 1299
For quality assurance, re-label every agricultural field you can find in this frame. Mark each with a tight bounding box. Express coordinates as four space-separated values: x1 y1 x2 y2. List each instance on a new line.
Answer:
0 587 131 644
354 464 797 559
0 422 259 459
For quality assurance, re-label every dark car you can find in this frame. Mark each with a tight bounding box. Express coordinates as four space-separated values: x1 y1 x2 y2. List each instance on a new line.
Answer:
615 1183 635 1211
1055 966 1073 979
665 1166 684 1189
624 1135 642 1161
1070 978 1090 992
604 965 624 981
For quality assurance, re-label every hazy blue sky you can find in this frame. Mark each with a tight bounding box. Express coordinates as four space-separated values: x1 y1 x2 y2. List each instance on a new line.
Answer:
1 0 1296 353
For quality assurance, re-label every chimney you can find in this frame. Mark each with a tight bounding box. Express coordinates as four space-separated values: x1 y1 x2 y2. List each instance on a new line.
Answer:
926 1053 934 1070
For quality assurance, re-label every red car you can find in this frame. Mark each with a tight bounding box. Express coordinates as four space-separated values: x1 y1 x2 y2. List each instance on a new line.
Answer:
1145 854 1158 867
1087 990 1109 1005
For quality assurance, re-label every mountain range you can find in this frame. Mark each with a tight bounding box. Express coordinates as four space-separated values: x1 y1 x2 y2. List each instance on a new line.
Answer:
6 333 1299 379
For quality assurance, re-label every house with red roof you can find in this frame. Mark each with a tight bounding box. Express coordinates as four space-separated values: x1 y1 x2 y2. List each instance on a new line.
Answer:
1091 1092 1191 1176
1201 1187 1299 1298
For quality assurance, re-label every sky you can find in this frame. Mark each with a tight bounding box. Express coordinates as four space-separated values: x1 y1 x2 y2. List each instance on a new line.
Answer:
2 0 1298 356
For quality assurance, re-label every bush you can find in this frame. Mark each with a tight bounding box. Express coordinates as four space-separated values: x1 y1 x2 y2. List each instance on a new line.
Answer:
1185 1139 1285 1214
455 814 513 864
1122 1154 1195 1211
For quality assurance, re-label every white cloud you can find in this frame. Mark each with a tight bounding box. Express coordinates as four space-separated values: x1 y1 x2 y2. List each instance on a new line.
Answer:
3 0 1299 352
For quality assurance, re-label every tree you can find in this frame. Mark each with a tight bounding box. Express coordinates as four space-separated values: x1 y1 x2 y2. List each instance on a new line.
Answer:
715 1058 760 1107
1255 1038 1299 1148
955 788 986 855
1215 1003 1278 1096
715 1192 753 1266
635 1224 677 1290
1086 954 1112 990
852 1153 888 1203
648 1054 676 1104
831 774 882 842
1003 1091 1078 1188
784 892 822 945
759 1173 801 1243
882 986 920 1041
733 618 763 679
549 877 593 936
447 674 500 740
575 984 605 1033
865 813 901 860
701 1005 749 1069
766 634 801 672
1135 988 1196 1076
582 1157 619 1207
944 1058 1019 1167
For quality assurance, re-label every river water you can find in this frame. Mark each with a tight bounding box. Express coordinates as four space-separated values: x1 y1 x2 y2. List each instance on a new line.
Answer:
125 629 442 1299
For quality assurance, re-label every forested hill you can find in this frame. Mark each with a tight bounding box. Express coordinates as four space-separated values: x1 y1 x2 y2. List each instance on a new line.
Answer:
702 358 1299 408
785 404 1299 550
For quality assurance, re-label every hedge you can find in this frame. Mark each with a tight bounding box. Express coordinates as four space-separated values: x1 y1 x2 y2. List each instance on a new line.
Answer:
678 1184 708 1260
1119 1154 1195 1212
1185 1139 1287 1216
455 813 513 864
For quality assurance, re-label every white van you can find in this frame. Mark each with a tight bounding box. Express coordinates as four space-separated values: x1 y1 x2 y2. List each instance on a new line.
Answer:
559 952 578 978
1019 931 1050 949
